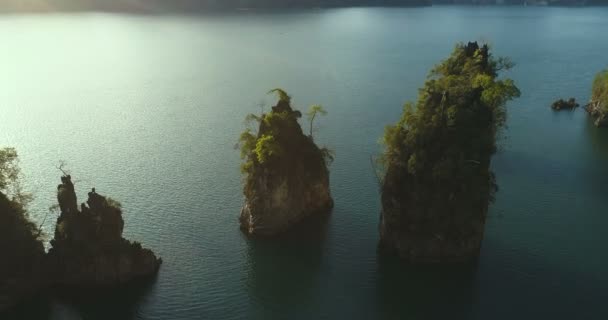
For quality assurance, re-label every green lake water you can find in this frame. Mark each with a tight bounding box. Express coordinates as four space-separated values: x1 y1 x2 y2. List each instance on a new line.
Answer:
1 6 608 319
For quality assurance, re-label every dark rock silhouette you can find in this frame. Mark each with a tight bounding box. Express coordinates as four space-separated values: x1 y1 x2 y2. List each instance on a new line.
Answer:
47 175 161 287
551 98 579 111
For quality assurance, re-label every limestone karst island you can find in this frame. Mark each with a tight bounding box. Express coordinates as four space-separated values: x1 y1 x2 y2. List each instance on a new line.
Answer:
2 1 608 319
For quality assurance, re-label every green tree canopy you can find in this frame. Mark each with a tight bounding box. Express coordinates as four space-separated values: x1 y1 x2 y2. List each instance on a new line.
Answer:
305 104 328 138
381 42 520 228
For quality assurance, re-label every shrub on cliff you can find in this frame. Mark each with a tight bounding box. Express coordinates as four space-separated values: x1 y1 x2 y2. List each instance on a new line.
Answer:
591 70 608 113
379 42 520 261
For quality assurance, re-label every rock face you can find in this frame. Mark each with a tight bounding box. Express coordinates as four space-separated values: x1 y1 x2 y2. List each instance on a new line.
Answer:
47 175 161 287
551 98 579 111
379 177 488 263
586 100 608 127
240 97 333 236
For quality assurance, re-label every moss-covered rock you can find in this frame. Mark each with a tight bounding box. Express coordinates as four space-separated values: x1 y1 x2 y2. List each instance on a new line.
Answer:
239 90 333 236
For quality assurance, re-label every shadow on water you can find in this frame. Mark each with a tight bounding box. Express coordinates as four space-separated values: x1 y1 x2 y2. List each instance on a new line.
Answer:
375 235 608 320
244 212 331 320
375 253 479 320
577 118 608 191
2 276 157 320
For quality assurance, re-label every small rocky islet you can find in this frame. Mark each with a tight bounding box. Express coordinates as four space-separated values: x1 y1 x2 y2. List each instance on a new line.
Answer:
0 162 161 312
551 98 579 111
238 89 334 236
47 175 161 288
549 70 608 126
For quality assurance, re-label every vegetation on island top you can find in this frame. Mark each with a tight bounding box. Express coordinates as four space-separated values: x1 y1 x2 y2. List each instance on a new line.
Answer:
382 42 520 178
551 98 579 111
238 88 333 177
380 42 520 257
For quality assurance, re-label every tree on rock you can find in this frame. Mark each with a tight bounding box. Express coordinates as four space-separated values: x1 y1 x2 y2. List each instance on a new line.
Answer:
305 104 328 138
379 42 520 263
238 89 334 236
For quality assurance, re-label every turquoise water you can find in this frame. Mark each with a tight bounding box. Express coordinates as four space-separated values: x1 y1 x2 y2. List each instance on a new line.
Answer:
1 6 608 319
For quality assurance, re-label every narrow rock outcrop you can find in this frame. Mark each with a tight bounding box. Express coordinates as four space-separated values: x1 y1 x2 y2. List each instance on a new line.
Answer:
239 90 333 236
47 175 161 287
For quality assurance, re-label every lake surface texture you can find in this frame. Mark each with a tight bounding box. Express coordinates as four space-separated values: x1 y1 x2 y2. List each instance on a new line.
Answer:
1 6 608 319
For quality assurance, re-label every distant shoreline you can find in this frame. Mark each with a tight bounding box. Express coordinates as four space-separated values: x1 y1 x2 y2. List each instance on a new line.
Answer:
1 1 608 14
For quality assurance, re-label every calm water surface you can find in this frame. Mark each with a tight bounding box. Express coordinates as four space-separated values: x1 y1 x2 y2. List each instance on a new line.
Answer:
1 6 608 319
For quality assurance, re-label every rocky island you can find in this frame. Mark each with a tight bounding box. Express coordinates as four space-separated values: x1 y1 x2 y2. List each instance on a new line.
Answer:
0 149 161 312
238 89 334 236
586 69 608 127
379 42 520 263
47 175 161 288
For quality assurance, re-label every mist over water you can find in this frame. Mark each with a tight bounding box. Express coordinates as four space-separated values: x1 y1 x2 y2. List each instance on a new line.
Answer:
1 6 608 319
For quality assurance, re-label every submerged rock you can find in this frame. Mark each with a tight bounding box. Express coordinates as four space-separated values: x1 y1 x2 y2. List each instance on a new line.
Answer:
551 98 579 111
239 91 333 236
47 175 161 288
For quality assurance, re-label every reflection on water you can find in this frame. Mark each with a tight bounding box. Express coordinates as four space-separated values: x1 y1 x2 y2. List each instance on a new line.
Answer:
473 238 608 320
245 213 331 320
